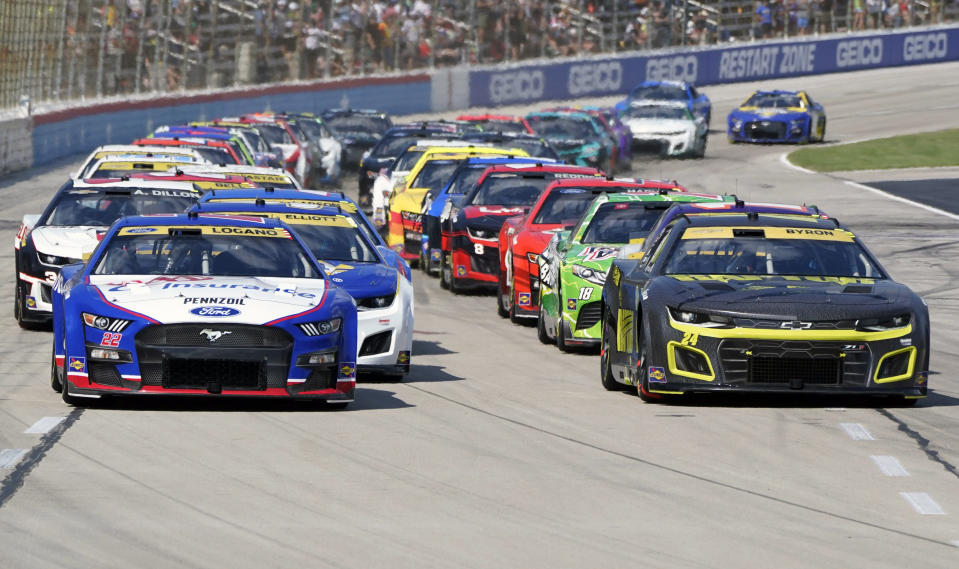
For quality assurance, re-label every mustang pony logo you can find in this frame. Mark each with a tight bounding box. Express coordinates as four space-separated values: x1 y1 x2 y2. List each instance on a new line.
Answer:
199 329 232 342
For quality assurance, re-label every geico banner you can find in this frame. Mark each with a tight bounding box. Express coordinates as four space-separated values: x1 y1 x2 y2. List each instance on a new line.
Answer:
467 26 959 107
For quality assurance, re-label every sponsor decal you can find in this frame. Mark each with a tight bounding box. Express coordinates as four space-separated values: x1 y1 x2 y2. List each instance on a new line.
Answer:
648 366 667 383
183 297 246 305
836 38 883 68
568 61 622 96
155 282 317 298
646 55 698 82
25 296 37 309
567 298 578 311
578 287 593 301
581 246 619 262
518 292 531 307
340 363 356 378
199 329 232 342
900 338 913 346
126 227 157 234
321 263 354 276
489 70 544 104
69 357 86 373
397 351 410 364
430 249 442 261
717 44 818 79
917 371 928 385
189 306 241 317
456 265 467 277
904 32 947 62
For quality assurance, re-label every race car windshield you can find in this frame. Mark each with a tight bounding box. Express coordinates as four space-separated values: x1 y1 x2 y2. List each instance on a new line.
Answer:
93 231 320 278
533 187 635 224
580 202 664 244
471 120 528 134
526 116 596 140
663 235 884 277
410 162 459 190
284 224 379 263
192 146 239 165
393 149 426 171
745 94 802 108
43 191 199 226
293 119 325 141
325 115 390 137
471 175 545 206
623 106 690 120
378 135 427 157
446 166 488 195
629 84 687 101
254 124 294 146
500 139 558 160
89 165 178 179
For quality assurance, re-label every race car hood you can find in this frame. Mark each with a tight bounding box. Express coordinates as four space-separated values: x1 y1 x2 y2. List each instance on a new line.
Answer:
730 107 806 120
317 262 397 299
565 243 623 269
462 206 528 238
661 275 915 320
87 275 328 324
391 187 428 213
32 226 107 260
549 139 590 151
624 118 695 135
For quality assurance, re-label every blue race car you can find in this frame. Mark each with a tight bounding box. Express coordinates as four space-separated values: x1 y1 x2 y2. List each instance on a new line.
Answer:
52 213 358 406
614 80 711 126
192 201 415 380
727 90 826 144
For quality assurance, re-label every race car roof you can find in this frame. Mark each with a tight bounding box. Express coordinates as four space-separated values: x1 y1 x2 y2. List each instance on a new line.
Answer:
680 212 843 230
198 188 347 202
73 179 201 192
545 178 687 192
112 213 292 231
483 162 601 174
190 201 356 226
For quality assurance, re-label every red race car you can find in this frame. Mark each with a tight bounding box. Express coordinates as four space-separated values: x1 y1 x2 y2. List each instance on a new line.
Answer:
439 162 604 293
497 177 687 321
455 114 534 135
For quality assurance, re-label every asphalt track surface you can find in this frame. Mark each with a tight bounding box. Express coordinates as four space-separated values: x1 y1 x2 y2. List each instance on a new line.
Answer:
1 62 959 568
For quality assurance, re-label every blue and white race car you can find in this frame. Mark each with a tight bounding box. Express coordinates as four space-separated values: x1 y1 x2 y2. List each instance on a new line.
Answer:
727 90 826 144
193 200 415 380
52 213 358 406
614 80 711 126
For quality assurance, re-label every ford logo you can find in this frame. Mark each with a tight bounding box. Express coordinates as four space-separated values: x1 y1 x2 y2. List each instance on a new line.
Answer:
125 227 157 234
190 306 240 317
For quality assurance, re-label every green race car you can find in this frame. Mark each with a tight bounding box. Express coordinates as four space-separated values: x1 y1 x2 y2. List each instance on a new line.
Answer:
537 191 732 351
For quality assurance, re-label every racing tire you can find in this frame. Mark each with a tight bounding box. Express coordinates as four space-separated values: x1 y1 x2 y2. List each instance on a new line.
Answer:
556 319 571 352
601 311 626 391
440 252 452 290
537 302 553 345
61 375 88 406
419 248 428 273
636 319 662 404
14 281 42 331
885 395 919 408
323 401 350 410
496 274 510 319
816 118 827 142
50 346 62 393
692 134 707 159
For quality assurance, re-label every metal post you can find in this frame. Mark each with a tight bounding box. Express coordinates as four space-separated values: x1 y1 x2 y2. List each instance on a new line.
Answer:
429 0 437 68
160 0 172 91
181 0 191 90
66 0 80 100
577 0 585 54
682 0 689 45
96 0 108 97
134 0 145 93
324 0 332 77
504 3 511 60
207 0 218 88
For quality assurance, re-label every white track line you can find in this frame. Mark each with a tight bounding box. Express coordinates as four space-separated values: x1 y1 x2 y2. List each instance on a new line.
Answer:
843 180 959 222
900 492 946 515
0 449 27 469
871 455 910 477
24 416 66 435
841 423 875 441
779 153 816 174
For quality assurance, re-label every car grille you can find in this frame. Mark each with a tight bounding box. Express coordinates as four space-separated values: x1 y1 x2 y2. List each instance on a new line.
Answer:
469 246 499 276
40 283 52 303
136 324 292 390
137 324 290 347
632 140 665 154
575 301 602 331
89 361 123 387
718 340 870 387
360 330 393 357
745 121 786 140
732 318 857 330
163 358 264 390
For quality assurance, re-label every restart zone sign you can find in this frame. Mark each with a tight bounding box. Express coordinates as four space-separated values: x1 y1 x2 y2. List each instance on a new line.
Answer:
468 25 959 106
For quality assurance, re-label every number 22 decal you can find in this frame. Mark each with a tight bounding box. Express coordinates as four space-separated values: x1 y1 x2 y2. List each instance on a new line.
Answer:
100 332 122 347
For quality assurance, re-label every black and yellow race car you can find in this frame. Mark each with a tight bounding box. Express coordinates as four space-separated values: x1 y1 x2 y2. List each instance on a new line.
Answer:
600 209 929 404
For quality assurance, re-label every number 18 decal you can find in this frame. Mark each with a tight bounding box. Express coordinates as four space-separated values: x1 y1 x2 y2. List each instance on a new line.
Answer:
578 287 593 300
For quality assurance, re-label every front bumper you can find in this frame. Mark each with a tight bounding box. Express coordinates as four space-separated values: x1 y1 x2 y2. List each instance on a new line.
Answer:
728 119 807 143
356 294 413 377
450 232 500 289
643 319 927 398
631 132 696 156
18 270 55 319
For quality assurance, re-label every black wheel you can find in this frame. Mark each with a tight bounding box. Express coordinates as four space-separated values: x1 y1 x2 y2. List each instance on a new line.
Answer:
419 247 428 273
324 401 350 410
61 373 87 406
537 301 553 345
50 346 62 393
14 281 23 324
693 133 707 158
816 118 827 142
497 273 509 319
885 395 919 408
440 251 451 290
556 318 570 352
601 311 625 391
635 319 661 403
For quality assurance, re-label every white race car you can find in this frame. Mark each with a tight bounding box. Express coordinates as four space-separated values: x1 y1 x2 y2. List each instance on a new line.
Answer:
620 102 708 158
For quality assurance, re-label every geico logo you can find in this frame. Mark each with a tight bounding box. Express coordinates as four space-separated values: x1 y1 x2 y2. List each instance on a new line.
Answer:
836 38 882 67
489 70 545 104
904 33 947 62
568 62 622 96
646 55 697 83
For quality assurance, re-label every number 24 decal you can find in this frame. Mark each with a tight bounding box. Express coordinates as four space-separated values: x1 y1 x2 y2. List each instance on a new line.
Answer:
681 332 698 346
